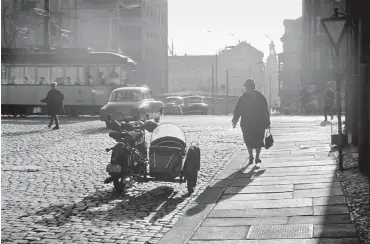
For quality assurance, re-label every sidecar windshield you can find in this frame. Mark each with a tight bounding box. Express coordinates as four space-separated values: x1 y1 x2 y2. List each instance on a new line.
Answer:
150 123 186 144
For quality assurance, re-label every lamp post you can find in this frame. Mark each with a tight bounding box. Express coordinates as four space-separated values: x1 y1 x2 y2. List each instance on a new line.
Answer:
211 45 234 115
321 8 349 171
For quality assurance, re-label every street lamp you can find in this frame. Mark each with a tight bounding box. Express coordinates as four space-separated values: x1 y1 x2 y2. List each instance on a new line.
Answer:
321 8 349 171
212 45 234 115
108 3 140 51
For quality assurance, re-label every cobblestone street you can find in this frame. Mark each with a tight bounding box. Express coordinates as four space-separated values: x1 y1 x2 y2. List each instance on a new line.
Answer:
1 115 246 244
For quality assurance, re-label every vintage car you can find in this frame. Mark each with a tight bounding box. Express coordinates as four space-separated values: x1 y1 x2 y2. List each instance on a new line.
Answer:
183 96 209 115
163 96 185 115
100 86 164 127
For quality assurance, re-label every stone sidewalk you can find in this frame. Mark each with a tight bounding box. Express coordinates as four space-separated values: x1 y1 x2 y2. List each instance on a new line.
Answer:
158 118 359 244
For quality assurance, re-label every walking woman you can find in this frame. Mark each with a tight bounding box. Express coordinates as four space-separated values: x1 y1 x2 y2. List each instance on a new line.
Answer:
232 79 271 164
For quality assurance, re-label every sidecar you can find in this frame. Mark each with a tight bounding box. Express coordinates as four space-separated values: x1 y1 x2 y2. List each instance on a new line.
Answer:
148 123 200 194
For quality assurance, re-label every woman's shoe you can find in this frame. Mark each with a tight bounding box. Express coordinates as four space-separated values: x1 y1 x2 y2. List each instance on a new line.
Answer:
255 158 262 164
248 157 254 164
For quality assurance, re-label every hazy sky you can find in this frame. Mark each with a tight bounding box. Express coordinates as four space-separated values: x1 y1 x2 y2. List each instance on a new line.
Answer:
168 0 302 58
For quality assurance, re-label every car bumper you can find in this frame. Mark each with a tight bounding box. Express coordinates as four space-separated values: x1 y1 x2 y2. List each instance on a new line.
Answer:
100 111 136 122
164 106 182 114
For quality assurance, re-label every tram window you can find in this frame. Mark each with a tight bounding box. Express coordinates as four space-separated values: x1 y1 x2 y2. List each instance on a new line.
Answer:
51 67 64 85
9 67 24 84
1 66 9 84
24 66 36 84
107 66 121 85
37 67 50 84
66 66 78 84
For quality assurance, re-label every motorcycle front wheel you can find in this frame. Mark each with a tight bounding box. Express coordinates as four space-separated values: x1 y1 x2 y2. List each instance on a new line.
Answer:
113 179 125 192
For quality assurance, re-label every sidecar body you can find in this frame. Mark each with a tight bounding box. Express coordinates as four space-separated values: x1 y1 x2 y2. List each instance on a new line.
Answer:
148 123 199 193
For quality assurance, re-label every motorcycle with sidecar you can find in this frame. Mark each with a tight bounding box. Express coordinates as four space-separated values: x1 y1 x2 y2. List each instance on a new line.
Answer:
104 115 200 194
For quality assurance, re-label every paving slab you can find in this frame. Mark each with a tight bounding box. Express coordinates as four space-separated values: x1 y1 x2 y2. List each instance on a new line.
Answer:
195 188 225 204
225 185 293 194
293 188 343 198
188 239 359 244
207 179 231 188
191 226 250 240
208 207 313 218
214 170 240 180
157 203 213 244
288 214 352 224
248 175 336 181
258 170 335 177
214 198 312 210
312 196 347 206
294 182 341 190
239 165 337 174
241 178 336 186
201 217 288 227
246 224 313 239
314 224 358 237
313 205 350 215
256 160 336 168
219 192 293 201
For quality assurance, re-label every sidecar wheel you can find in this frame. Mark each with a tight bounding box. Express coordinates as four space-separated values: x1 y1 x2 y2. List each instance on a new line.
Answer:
186 171 198 195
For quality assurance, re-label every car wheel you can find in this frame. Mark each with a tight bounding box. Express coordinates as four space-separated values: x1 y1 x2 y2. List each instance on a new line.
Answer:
105 121 112 129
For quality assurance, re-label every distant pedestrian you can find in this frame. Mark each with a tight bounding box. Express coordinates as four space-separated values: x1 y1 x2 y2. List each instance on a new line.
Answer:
232 79 271 164
324 84 335 121
40 82 64 129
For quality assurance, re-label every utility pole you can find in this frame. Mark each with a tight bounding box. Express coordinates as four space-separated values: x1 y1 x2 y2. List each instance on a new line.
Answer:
74 0 78 45
226 69 229 115
211 65 215 115
215 53 218 114
358 18 369 174
351 16 359 145
43 0 50 48
269 75 272 111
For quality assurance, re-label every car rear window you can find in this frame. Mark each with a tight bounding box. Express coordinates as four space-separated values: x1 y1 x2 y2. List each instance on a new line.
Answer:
109 90 142 101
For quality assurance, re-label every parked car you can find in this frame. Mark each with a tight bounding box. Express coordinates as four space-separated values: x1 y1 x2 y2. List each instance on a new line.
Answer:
100 86 164 128
183 96 209 115
163 96 185 115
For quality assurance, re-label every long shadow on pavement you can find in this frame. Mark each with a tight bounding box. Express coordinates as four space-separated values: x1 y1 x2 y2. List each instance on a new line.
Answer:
185 163 266 216
31 186 187 226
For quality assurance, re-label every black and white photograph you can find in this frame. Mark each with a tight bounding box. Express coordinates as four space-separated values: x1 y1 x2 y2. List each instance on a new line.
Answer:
1 0 369 243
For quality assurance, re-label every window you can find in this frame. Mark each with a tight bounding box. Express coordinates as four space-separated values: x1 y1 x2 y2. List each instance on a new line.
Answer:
316 16 321 35
109 90 142 101
37 66 51 83
51 67 64 84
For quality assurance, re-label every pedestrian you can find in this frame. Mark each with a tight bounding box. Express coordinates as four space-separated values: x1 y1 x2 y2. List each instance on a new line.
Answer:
232 79 271 164
40 82 64 129
324 83 335 121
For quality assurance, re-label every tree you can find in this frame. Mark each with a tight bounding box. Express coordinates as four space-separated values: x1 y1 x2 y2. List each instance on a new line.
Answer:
1 0 20 48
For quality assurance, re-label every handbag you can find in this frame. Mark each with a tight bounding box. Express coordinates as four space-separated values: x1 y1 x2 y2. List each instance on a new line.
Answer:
264 129 274 149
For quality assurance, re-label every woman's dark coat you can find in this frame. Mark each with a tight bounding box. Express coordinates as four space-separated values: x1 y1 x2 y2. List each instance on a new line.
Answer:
232 91 270 148
41 89 64 115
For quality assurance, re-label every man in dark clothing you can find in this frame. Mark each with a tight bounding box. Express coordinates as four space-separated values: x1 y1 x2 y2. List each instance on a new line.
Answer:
41 82 64 129
324 84 335 121
232 79 271 164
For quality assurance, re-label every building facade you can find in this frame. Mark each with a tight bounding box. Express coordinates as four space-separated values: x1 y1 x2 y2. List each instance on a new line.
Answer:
265 41 279 110
168 55 215 93
301 0 347 111
217 41 264 97
77 0 168 94
168 41 264 97
1 0 168 95
278 17 302 110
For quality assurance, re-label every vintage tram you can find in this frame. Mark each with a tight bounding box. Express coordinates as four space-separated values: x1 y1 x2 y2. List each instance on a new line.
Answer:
1 47 136 117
